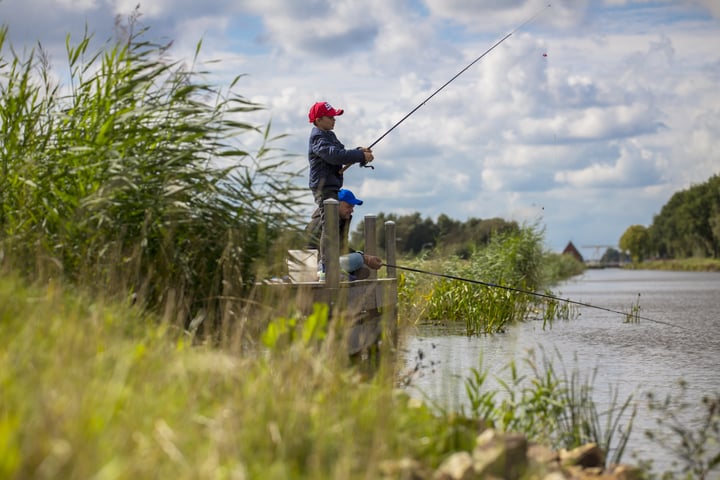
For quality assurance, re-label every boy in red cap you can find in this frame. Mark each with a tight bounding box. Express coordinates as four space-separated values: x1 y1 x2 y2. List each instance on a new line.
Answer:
306 101 374 273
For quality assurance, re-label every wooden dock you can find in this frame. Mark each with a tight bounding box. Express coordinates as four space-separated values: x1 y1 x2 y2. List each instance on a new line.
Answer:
263 199 399 355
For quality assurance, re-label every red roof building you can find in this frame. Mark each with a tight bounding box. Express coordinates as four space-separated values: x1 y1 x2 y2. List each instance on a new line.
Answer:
562 241 584 263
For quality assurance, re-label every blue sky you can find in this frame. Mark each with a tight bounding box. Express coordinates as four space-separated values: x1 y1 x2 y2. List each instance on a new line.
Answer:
2 0 719 256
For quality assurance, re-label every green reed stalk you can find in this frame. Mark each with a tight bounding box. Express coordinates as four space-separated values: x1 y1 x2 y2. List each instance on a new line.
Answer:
644 381 720 478
0 21 304 331
400 223 571 334
462 348 636 466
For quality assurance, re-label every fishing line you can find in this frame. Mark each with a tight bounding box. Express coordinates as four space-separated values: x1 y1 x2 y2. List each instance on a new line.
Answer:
383 262 697 332
342 3 553 174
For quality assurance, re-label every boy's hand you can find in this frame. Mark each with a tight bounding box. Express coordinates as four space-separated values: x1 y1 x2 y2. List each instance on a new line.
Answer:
363 254 383 270
361 148 374 164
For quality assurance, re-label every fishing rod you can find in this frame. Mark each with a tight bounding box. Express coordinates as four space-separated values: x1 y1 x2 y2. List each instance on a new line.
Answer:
341 3 552 174
383 262 696 332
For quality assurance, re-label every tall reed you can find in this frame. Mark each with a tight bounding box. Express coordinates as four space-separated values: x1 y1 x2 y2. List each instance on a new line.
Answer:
463 348 636 467
400 222 569 333
643 381 720 479
0 21 304 332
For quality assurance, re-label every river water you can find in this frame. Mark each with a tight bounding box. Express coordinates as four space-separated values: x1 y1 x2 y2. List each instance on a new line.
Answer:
399 268 720 475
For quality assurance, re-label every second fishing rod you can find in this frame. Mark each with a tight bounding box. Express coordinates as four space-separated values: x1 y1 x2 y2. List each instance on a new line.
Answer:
383 262 697 333
341 3 552 174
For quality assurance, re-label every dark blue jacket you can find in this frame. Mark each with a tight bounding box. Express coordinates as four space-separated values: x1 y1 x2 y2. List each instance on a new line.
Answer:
308 127 365 190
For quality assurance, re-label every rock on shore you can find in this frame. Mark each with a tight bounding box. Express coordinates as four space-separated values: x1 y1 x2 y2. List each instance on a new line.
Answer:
379 429 644 480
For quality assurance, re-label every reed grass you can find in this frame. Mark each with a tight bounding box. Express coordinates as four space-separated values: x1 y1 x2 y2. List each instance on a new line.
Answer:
0 22 304 334
643 381 720 479
462 348 636 467
398 223 579 334
0 273 483 480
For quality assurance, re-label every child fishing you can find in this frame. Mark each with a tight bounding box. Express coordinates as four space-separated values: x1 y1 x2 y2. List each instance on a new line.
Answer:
306 101 374 273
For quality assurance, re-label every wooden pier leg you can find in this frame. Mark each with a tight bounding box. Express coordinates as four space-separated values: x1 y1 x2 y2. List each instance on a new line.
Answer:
322 198 342 333
384 221 396 280
384 220 398 348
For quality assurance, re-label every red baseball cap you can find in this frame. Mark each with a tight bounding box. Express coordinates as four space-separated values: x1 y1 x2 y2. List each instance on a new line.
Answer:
308 101 344 123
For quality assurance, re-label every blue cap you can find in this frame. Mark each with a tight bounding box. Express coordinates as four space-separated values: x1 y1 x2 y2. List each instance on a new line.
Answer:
338 189 363 206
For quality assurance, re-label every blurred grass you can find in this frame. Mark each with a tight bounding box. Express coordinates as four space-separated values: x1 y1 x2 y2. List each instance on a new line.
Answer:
0 273 481 480
634 257 720 272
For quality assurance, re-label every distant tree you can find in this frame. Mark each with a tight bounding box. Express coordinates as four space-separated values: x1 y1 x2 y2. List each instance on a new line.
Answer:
711 208 720 256
600 247 630 264
649 174 720 258
351 212 518 257
619 225 650 262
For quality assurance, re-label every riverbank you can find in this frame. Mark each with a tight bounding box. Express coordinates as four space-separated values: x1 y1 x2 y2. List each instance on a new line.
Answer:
402 268 720 478
628 257 720 272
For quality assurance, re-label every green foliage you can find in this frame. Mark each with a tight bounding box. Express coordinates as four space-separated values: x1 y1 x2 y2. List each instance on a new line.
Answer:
540 289 574 326
469 221 545 288
351 211 518 258
647 174 720 259
424 278 533 335
262 303 329 349
0 273 482 479
463 348 636 467
620 225 651 263
637 257 720 272
643 381 720 479
0 22 304 326
540 251 587 284
401 223 571 334
623 294 642 323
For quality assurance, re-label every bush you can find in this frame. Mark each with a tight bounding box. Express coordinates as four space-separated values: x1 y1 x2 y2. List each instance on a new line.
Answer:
398 223 573 334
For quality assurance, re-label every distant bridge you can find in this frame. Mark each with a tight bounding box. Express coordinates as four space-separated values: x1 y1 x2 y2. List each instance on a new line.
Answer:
581 245 622 267
581 245 616 260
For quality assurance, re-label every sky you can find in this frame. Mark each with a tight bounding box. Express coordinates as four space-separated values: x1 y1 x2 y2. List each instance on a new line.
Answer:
1 0 719 257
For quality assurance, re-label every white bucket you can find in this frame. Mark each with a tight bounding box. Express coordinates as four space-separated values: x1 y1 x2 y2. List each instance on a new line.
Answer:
287 249 318 282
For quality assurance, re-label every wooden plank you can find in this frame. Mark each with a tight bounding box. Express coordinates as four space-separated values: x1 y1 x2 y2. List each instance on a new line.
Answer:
258 279 396 314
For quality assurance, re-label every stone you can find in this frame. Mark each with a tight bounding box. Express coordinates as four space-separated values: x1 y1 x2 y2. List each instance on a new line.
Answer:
379 457 430 480
608 464 645 480
432 451 474 480
559 443 605 468
472 429 528 480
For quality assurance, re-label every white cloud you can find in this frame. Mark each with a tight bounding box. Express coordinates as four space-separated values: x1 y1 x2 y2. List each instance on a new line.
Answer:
554 140 662 188
55 0 99 10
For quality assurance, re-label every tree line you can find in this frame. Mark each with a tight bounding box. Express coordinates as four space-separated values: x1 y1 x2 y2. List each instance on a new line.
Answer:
619 174 720 261
350 212 519 258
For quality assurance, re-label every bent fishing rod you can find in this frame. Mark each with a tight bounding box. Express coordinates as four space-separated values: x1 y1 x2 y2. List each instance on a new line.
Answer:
383 262 696 332
341 3 552 174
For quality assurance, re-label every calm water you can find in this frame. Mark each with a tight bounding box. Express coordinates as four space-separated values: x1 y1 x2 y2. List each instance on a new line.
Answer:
400 268 720 474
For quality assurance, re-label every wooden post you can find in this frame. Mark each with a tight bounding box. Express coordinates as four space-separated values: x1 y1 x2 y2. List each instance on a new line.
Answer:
384 220 398 347
364 214 377 280
384 221 396 279
323 198 340 288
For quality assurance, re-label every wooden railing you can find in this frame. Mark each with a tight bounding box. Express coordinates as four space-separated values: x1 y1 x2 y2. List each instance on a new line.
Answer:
321 198 397 287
